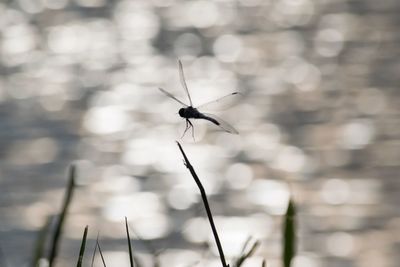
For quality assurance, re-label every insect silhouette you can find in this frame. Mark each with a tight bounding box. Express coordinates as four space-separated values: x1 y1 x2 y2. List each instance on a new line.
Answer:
159 60 239 139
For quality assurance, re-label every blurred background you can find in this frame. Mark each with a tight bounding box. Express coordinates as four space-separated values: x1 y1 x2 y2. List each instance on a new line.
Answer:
0 0 399 266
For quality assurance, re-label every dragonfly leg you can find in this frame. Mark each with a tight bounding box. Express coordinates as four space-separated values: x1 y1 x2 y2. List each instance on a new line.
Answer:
181 119 196 141
181 119 190 138
188 120 195 141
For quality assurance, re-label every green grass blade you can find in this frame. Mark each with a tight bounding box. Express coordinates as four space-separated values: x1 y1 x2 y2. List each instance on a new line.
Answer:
126 225 161 267
125 217 136 267
283 198 296 267
90 233 99 267
91 232 107 267
234 238 260 267
49 165 76 267
97 238 107 267
31 216 52 267
76 226 89 267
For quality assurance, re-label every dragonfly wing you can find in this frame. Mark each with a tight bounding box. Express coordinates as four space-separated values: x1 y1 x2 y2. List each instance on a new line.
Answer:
202 112 239 134
158 88 188 107
196 92 242 111
178 60 193 106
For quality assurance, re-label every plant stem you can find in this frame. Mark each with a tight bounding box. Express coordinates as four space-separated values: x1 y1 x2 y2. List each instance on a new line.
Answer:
176 142 228 267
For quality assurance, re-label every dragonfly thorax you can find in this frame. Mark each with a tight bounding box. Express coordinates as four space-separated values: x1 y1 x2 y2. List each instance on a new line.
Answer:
179 106 200 119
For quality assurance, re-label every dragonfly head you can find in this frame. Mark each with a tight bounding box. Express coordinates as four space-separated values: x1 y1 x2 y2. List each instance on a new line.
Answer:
178 108 185 118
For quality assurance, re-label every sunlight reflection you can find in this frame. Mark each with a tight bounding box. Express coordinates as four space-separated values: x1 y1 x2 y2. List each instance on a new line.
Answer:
102 197 171 239
47 24 89 55
102 252 130 266
114 1 159 40
182 217 208 243
84 106 131 135
211 215 273 257
18 0 44 13
174 33 203 57
2 24 36 55
133 213 171 239
76 0 106 8
272 145 306 173
338 119 375 150
39 87 67 112
320 179 350 205
239 257 265 267
187 1 219 28
293 254 320 267
38 258 49 267
167 184 198 210
24 202 51 229
225 163 253 190
122 138 172 166
6 138 59 165
281 57 321 92
246 180 290 215
0 0 398 266
159 249 202 267
215 133 243 157
347 179 381 204
276 31 306 58
253 74 285 96
245 125 282 161
271 0 314 27
191 56 222 79
42 0 68 9
213 34 243 63
326 232 355 257
356 88 386 115
95 174 140 194
103 192 165 221
315 29 344 57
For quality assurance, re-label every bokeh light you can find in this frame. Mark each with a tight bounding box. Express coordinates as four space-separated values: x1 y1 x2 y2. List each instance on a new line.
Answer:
0 0 398 267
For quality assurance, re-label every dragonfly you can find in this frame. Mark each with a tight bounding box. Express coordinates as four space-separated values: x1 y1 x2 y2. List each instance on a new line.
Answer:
159 60 240 139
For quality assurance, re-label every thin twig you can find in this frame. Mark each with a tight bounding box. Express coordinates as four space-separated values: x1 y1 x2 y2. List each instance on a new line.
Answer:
176 142 228 267
49 165 76 267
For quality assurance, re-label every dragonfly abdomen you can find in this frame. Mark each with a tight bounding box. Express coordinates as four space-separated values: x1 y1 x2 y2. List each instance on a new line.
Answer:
198 113 219 125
